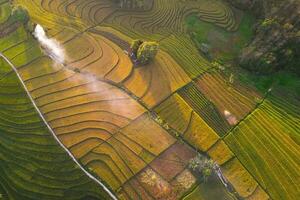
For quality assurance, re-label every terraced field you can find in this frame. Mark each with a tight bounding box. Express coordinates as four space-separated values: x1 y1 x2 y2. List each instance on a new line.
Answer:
16 0 242 78
1 0 299 199
0 52 110 200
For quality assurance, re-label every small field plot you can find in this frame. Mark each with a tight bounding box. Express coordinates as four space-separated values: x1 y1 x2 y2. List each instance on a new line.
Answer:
221 158 269 200
0 26 28 51
225 94 300 200
159 34 211 78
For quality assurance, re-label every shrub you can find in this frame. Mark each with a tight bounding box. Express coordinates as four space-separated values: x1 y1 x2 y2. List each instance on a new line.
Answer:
137 41 159 64
130 39 143 55
261 18 278 28
188 154 215 182
11 6 29 23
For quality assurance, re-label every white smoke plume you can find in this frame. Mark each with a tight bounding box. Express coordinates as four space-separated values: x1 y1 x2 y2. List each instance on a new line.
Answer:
34 24 65 64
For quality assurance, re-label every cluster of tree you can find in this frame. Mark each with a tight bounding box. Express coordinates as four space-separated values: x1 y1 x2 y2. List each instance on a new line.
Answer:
130 39 159 65
188 154 216 182
229 0 300 75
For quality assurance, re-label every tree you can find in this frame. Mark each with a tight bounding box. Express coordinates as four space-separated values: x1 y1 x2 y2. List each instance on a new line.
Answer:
188 154 215 182
130 39 143 55
137 41 159 64
11 6 29 23
202 168 212 182
129 39 159 65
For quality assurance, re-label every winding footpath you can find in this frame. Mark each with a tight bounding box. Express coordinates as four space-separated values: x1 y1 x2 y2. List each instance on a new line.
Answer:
0 53 118 200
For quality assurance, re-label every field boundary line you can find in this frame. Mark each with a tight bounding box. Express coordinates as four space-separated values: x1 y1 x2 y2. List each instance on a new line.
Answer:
222 89 272 139
220 88 273 198
0 53 118 200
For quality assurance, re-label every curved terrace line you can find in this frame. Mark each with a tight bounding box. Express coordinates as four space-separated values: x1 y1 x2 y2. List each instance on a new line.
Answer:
0 52 118 200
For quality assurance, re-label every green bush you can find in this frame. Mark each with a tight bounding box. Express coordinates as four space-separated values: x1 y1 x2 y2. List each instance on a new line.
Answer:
137 41 159 64
11 6 29 23
261 18 278 28
130 39 143 55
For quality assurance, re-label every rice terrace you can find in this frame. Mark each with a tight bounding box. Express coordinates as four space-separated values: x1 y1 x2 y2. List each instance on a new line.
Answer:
0 0 299 199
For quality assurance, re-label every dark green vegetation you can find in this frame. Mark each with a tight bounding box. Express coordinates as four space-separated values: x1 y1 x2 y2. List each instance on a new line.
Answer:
11 6 29 23
236 0 300 75
0 4 29 25
0 0 11 24
238 69 300 97
186 12 255 63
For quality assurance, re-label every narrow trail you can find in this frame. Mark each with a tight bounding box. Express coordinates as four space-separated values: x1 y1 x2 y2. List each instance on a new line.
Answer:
0 53 118 200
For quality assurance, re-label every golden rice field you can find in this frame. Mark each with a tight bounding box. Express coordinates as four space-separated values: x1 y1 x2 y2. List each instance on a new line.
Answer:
1 0 299 199
0 40 111 200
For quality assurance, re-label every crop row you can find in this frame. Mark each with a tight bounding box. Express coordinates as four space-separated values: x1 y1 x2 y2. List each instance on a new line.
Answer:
0 55 110 200
225 94 300 200
196 70 261 122
154 91 269 199
178 82 230 136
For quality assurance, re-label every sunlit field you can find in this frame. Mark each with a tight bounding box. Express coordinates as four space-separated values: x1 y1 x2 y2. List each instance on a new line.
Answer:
0 0 299 199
